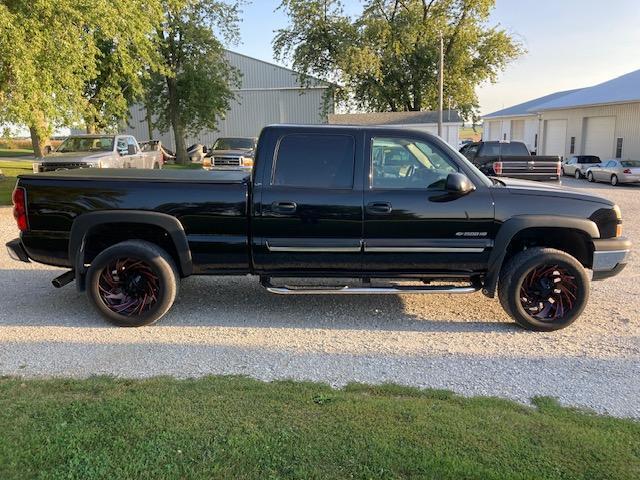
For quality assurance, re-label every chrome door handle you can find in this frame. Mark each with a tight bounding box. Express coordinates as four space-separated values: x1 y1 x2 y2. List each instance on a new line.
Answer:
366 202 392 214
272 201 297 213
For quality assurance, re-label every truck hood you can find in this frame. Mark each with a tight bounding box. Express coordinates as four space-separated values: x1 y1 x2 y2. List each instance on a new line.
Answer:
41 151 113 163
495 177 614 206
210 149 253 157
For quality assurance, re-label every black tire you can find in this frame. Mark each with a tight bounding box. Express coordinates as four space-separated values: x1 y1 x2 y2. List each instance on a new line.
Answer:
498 247 590 331
86 240 179 327
587 171 595 182
574 169 581 179
611 174 619 186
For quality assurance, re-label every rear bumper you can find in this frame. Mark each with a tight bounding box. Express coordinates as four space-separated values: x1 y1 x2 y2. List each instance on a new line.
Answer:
591 237 631 280
498 173 560 182
6 238 30 263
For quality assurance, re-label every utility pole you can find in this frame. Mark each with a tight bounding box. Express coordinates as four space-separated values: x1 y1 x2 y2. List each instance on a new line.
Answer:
438 32 444 137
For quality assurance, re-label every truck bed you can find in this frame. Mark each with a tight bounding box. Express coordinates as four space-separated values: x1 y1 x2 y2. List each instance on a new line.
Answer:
21 167 250 184
18 168 251 273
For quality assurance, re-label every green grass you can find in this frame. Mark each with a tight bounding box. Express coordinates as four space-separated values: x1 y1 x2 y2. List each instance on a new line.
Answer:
163 162 204 170
0 377 638 479
0 159 32 206
0 147 33 157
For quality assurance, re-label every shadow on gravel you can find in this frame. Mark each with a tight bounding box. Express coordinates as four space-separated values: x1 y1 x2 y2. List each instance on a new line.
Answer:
0 269 516 333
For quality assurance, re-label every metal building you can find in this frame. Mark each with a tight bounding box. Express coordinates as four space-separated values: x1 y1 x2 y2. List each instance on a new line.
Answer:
123 50 333 149
483 69 640 160
328 110 462 148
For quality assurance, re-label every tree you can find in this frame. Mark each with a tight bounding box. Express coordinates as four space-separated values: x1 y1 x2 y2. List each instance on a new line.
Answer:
145 0 242 164
274 0 523 120
0 1 163 156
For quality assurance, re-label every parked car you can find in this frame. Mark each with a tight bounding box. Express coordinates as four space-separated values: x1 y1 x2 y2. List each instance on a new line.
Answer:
586 159 640 186
7 125 630 331
203 137 257 169
34 134 162 172
460 140 561 181
561 155 600 179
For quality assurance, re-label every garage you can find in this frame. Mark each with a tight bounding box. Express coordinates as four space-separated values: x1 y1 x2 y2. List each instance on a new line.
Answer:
510 120 524 141
488 121 501 140
543 119 567 157
583 116 615 159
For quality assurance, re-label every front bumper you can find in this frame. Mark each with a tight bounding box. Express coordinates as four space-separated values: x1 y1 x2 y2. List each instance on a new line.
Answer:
6 238 30 263
591 237 631 280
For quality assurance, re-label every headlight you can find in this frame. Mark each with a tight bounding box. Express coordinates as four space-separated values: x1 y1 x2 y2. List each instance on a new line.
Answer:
240 157 254 167
32 162 41 173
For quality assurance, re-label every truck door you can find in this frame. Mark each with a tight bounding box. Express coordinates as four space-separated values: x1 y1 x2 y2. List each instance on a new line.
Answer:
252 128 364 273
362 133 495 274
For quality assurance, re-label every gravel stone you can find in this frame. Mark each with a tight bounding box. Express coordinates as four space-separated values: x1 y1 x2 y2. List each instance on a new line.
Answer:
0 177 638 417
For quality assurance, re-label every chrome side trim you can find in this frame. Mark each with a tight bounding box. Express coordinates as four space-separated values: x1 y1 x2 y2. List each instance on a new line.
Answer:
265 285 480 295
592 249 630 271
266 241 361 253
364 246 485 253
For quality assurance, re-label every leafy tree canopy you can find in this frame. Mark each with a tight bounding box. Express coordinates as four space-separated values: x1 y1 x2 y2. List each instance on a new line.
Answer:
145 0 242 163
274 0 524 120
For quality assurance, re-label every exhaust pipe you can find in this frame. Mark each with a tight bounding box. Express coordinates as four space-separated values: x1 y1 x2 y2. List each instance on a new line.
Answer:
52 270 75 288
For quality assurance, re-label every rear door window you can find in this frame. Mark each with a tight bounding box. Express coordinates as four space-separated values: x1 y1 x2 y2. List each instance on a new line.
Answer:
500 142 529 156
272 134 355 189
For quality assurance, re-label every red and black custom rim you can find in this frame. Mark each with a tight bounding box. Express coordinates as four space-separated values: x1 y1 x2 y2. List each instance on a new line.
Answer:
519 264 578 322
98 258 160 316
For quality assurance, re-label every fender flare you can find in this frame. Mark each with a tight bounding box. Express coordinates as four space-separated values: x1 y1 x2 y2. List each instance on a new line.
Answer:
69 210 193 290
483 215 599 298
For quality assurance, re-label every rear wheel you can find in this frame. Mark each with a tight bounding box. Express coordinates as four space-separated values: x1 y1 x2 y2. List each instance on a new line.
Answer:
587 171 595 182
498 247 589 331
611 174 619 186
574 169 582 179
86 240 179 327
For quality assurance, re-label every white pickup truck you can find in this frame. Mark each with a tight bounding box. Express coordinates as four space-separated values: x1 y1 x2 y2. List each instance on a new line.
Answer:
34 134 163 173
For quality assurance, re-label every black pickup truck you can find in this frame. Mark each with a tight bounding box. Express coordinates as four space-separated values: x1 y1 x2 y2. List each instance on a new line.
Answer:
460 140 561 181
7 125 631 331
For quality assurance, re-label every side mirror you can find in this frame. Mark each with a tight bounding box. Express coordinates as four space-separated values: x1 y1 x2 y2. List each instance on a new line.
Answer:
445 172 475 195
127 144 137 155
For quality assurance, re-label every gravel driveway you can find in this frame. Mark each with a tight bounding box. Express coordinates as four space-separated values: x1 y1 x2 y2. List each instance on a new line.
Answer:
1 178 638 417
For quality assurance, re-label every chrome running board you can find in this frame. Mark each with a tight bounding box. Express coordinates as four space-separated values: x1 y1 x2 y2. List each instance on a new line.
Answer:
262 280 480 295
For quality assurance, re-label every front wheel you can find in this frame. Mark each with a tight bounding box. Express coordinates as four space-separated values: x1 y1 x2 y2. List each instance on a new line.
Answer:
498 247 590 331
611 174 619 186
587 171 595 182
86 240 179 327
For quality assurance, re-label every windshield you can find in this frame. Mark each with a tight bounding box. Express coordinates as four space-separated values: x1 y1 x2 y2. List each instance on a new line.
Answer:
212 137 255 150
621 160 640 168
57 136 114 153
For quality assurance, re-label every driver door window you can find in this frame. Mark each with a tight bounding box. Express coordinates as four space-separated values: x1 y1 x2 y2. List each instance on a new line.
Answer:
371 137 457 190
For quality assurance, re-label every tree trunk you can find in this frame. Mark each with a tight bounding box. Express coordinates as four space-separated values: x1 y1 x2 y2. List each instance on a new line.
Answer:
166 76 188 164
85 120 97 134
29 114 50 158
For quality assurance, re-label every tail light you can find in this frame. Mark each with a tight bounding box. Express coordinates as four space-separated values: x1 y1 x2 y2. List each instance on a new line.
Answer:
623 168 632 174
493 161 503 175
12 187 28 232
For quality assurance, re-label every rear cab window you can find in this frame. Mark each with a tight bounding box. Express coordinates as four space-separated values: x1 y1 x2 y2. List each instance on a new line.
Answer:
499 142 529 156
272 134 355 189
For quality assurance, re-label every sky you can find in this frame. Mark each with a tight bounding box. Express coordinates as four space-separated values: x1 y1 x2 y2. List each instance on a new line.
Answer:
233 0 640 116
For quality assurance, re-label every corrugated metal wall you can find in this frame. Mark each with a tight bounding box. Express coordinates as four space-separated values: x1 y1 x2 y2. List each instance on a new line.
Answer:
540 103 640 160
122 50 332 149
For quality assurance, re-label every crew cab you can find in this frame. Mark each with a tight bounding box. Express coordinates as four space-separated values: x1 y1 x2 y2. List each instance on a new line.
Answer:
460 140 561 181
34 134 163 173
7 125 631 331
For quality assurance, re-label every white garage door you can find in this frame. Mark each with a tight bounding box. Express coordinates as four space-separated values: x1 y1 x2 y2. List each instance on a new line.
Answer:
544 119 567 158
510 120 525 141
584 116 615 159
488 121 501 140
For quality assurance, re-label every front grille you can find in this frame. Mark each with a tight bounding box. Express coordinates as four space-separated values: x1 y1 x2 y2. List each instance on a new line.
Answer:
212 156 241 167
38 163 94 172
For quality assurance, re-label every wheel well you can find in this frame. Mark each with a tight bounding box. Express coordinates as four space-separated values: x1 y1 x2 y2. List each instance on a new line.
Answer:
83 223 183 275
504 228 594 269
